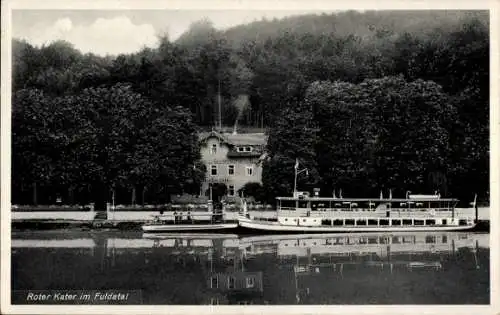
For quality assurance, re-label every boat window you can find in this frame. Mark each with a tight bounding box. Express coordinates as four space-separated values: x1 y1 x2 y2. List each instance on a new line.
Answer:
379 236 389 244
368 219 378 226
280 200 296 210
322 219 331 226
379 219 389 226
391 219 401 226
392 236 401 244
402 219 413 225
303 219 306 222
442 219 447 225
311 201 322 211
442 236 448 243
368 237 378 244
298 200 309 208
356 219 366 226
345 219 355 225
333 219 343 226
425 236 436 244
425 219 436 225
402 236 414 244
414 220 424 226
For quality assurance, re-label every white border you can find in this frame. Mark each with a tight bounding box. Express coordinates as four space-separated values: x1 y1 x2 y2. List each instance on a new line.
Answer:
1 0 499 314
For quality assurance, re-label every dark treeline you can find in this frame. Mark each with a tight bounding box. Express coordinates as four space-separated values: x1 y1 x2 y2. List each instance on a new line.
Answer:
12 10 489 207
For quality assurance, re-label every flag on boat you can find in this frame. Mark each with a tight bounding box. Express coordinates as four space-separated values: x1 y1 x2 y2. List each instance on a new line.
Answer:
294 158 299 170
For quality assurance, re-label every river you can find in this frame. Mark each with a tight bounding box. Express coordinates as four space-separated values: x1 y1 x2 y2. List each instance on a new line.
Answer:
11 231 490 305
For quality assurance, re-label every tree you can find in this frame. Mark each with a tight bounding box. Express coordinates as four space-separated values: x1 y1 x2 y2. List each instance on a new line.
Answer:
238 182 265 202
305 80 377 197
262 99 321 203
368 76 457 196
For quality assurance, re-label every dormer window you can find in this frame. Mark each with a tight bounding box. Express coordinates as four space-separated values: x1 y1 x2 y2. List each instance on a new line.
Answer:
237 146 252 152
211 144 217 154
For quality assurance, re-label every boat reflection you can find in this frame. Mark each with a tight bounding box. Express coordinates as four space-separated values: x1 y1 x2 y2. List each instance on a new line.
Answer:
11 232 489 304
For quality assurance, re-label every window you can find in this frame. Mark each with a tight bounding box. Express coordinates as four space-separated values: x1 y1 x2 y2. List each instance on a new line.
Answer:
228 165 235 175
237 147 244 152
228 185 235 196
246 166 253 176
333 219 343 226
228 276 235 289
211 144 217 155
391 219 401 226
425 236 436 244
211 276 218 289
211 165 217 176
246 277 255 288
244 147 251 152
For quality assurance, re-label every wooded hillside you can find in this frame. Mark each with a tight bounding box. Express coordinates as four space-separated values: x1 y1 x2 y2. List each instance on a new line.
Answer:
12 10 489 206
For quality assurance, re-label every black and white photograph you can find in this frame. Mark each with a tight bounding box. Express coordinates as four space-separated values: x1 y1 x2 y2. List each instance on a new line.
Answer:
1 0 498 314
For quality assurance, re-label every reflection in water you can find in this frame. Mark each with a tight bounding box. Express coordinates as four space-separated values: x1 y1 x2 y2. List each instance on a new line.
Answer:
11 232 489 305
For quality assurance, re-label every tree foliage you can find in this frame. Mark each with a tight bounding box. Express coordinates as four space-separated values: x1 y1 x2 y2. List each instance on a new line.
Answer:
11 10 489 204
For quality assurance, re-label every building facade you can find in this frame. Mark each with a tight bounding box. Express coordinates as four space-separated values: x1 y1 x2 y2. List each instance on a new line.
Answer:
199 131 268 201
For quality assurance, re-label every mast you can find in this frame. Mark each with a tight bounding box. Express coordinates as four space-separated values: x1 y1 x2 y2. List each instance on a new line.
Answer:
218 78 222 130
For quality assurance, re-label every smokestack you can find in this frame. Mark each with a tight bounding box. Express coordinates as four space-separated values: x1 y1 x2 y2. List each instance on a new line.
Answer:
232 94 249 136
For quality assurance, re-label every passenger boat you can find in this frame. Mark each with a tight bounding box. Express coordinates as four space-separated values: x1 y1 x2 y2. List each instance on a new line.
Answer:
238 191 478 233
141 200 238 232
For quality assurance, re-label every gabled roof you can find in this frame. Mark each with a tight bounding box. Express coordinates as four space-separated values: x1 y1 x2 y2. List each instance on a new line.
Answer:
199 131 268 146
199 131 231 145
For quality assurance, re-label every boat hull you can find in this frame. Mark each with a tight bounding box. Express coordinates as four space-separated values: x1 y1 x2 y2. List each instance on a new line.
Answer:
141 223 238 232
238 218 476 233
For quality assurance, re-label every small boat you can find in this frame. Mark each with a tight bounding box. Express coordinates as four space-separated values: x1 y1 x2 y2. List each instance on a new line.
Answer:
238 191 478 233
141 200 238 232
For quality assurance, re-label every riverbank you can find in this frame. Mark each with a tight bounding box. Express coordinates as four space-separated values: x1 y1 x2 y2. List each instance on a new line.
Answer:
11 219 490 232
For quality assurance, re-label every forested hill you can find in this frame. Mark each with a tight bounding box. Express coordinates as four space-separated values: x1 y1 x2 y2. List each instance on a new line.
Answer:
12 10 489 206
218 10 488 49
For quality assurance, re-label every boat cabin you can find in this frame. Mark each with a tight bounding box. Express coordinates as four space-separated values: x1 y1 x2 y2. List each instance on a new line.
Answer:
277 192 458 213
271 192 471 228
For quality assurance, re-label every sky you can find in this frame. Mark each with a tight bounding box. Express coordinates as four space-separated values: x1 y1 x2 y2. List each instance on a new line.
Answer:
12 9 337 56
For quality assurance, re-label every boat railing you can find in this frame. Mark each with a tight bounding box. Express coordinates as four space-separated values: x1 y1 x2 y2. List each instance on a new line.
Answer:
277 207 454 213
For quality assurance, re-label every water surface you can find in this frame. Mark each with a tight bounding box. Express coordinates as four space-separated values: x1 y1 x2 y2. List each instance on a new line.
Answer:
11 230 490 304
